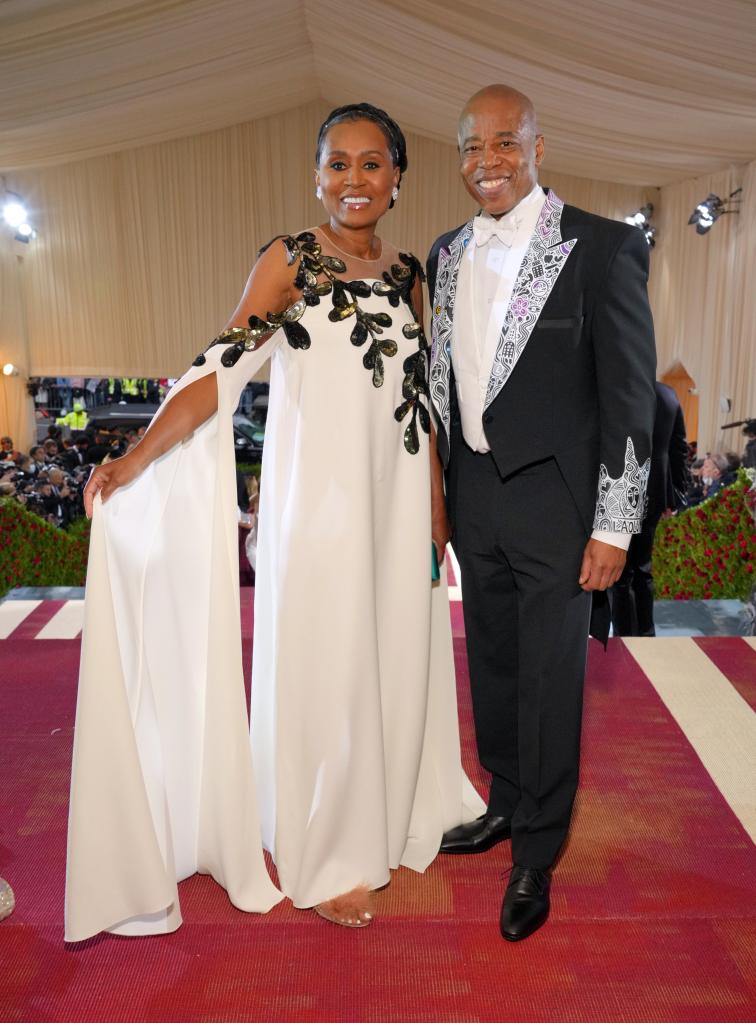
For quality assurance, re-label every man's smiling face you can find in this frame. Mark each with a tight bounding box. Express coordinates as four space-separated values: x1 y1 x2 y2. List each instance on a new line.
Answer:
458 88 544 217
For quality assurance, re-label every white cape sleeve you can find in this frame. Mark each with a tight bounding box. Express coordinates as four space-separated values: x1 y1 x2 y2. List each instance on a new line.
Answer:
65 333 285 943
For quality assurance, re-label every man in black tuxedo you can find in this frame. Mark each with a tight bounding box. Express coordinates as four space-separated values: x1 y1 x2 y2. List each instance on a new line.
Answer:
427 85 656 941
611 382 688 636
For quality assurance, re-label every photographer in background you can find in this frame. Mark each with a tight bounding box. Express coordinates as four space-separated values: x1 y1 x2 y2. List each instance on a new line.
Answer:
741 420 756 470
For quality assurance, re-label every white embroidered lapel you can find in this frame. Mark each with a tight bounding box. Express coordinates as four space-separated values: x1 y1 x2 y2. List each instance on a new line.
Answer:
429 221 474 438
484 191 577 410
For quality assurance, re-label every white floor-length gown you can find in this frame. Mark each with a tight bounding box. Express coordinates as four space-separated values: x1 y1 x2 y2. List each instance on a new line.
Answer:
65 230 484 941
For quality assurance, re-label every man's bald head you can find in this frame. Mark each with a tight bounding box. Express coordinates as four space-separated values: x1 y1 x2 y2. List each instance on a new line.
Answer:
457 84 544 217
459 85 538 143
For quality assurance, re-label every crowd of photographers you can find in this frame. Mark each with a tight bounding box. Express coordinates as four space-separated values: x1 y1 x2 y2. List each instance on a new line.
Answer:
0 426 145 528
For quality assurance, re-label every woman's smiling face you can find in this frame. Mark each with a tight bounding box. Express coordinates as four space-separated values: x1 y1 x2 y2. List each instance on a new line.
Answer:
316 119 399 229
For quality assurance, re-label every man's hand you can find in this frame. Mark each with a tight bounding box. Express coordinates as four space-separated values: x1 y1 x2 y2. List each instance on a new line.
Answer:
578 537 626 591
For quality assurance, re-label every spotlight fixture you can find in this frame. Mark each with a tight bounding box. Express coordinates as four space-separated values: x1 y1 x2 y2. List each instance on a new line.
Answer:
2 363 20 377
1 188 36 243
624 203 656 247
2 199 26 228
688 189 742 235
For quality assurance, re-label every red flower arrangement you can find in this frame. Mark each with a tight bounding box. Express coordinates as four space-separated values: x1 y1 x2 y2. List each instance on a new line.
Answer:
0 500 90 597
653 469 756 600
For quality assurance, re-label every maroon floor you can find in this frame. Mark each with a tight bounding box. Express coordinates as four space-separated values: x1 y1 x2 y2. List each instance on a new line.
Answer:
1 598 755 1022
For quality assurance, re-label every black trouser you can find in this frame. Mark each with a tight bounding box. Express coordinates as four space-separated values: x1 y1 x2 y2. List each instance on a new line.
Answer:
610 515 659 637
451 447 592 871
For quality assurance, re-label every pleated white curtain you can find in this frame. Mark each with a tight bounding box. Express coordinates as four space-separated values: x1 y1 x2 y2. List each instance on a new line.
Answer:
650 160 756 453
6 101 656 386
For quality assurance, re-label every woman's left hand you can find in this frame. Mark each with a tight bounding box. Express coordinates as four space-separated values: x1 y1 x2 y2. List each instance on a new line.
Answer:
432 501 451 564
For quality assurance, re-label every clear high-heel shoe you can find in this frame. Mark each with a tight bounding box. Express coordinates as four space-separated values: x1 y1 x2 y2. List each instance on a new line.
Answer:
0 878 15 921
314 886 375 928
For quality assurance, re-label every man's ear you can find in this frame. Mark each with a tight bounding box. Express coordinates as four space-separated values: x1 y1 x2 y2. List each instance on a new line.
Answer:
535 135 545 167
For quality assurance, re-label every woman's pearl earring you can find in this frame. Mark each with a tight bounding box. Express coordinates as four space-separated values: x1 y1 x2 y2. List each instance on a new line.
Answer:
391 187 399 201
316 185 323 200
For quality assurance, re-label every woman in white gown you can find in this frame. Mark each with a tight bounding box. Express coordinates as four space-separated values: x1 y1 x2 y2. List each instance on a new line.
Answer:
65 104 483 941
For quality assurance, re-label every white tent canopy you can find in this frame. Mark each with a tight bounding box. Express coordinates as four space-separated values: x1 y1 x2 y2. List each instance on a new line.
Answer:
2 0 755 184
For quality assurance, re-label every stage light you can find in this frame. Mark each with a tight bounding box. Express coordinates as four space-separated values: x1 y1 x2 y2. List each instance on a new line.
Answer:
2 199 26 228
624 203 656 247
688 189 742 235
2 363 19 377
15 222 36 242
1 188 37 243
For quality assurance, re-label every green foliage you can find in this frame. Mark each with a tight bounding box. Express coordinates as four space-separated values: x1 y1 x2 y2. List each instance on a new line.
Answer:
236 463 262 478
653 469 756 600
0 499 90 597
3 468 752 604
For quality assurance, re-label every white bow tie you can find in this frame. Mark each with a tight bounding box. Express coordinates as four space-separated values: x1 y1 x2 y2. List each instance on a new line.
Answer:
472 213 519 248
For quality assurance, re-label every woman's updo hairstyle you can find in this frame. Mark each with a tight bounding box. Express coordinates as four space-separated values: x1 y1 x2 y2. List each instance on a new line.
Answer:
315 103 408 208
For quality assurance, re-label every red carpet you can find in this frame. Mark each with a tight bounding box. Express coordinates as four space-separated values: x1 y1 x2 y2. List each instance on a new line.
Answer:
1 595 755 1022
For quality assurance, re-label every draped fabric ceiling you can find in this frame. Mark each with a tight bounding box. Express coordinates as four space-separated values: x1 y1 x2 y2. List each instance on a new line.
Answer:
1 0 755 451
2 0 756 183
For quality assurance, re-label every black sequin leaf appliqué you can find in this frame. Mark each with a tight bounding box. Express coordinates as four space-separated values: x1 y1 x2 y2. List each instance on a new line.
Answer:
193 233 431 455
394 345 430 454
192 317 274 368
347 308 396 388
287 232 345 310
267 299 309 349
372 252 426 308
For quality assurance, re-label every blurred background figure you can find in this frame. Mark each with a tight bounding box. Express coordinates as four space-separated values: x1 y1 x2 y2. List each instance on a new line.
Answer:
1 436 22 463
741 420 756 470
611 382 689 636
56 400 89 432
700 451 737 501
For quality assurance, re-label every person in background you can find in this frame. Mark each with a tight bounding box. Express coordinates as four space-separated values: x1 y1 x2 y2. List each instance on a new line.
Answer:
687 456 705 505
83 433 110 464
741 420 756 470
61 437 86 470
43 439 61 463
56 400 89 432
42 467 73 526
701 452 736 500
610 381 688 636
29 446 48 473
1 437 22 463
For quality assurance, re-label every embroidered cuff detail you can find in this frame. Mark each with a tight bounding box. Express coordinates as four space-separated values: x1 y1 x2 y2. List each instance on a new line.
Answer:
593 437 650 533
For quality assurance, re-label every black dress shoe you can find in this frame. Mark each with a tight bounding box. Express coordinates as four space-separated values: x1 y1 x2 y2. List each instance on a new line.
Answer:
500 865 551 941
439 813 511 854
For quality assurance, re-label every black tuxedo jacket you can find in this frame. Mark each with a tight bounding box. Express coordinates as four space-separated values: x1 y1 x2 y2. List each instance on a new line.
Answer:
426 190 657 538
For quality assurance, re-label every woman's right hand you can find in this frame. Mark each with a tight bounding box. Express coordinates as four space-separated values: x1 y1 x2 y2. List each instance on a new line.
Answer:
83 451 146 518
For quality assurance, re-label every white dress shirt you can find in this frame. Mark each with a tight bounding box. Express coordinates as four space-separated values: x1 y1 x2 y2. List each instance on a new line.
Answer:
451 184 630 552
